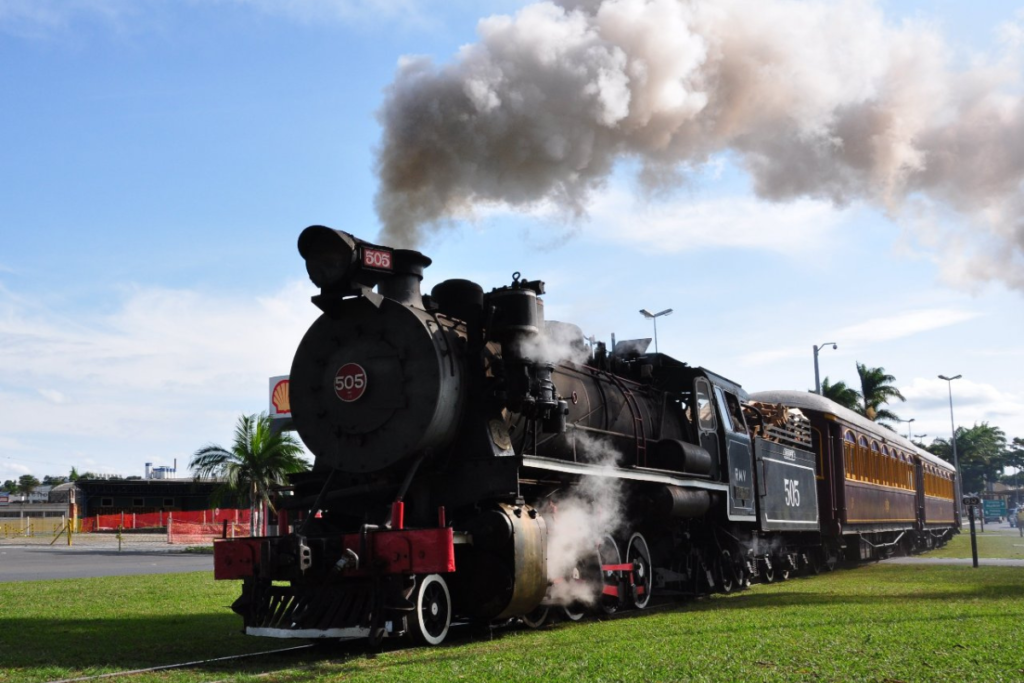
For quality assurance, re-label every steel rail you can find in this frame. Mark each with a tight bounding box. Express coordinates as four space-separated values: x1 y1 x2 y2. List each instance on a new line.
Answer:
47 644 315 683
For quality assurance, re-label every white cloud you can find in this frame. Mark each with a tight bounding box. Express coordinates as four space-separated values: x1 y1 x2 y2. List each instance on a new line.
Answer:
226 0 431 26
37 389 66 404
0 279 320 475
902 376 1023 412
584 190 850 255
736 307 980 367
0 0 141 38
900 376 1024 444
831 309 982 345
0 459 32 479
0 0 442 37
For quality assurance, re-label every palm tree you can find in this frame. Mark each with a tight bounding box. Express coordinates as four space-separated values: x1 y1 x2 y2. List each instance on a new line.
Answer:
856 362 905 423
818 377 862 411
929 423 1007 493
190 413 310 536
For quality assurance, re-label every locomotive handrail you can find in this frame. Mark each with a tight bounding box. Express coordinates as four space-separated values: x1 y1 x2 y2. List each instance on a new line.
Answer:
296 469 339 536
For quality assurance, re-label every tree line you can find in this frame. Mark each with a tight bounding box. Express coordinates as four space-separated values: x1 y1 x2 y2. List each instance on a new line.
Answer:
2 469 148 495
820 362 1024 494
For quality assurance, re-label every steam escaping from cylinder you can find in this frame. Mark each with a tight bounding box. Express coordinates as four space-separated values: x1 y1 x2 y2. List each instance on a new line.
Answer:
542 431 625 606
375 0 1024 291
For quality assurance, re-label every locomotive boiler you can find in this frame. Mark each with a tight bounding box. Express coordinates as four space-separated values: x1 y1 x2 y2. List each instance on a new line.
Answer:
213 226 958 645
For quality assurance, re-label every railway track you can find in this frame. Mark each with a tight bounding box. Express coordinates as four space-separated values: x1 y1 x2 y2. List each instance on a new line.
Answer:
47 644 318 683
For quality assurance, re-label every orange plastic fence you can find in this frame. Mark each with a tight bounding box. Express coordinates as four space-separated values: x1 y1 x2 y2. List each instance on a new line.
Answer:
167 520 250 545
78 509 251 532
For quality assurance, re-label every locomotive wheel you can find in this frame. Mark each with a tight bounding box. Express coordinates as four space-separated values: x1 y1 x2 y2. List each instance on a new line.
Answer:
761 559 776 583
521 606 549 629
737 562 751 589
557 562 589 622
625 532 653 609
715 550 735 594
409 574 451 646
807 552 822 575
777 558 791 581
562 603 586 621
823 548 839 572
595 535 621 615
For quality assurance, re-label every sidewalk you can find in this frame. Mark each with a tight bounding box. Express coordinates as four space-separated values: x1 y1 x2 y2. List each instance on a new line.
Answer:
0 532 185 552
883 556 1024 566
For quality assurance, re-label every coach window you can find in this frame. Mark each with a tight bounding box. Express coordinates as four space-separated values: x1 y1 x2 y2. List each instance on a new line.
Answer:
694 379 717 431
858 437 869 482
133 497 144 507
870 441 881 484
844 431 857 480
881 445 890 486
101 497 113 507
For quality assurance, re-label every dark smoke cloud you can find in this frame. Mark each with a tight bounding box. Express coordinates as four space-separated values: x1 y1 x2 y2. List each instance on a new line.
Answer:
374 0 1024 290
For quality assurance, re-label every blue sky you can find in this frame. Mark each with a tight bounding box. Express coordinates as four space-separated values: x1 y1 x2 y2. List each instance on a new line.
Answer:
2 0 1023 482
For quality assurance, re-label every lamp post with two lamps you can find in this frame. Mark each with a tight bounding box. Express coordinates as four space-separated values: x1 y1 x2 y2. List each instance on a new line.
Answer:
896 417 916 441
639 308 673 354
939 374 963 520
813 342 837 395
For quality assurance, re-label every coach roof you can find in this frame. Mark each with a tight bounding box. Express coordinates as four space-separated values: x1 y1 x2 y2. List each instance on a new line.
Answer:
748 389 956 474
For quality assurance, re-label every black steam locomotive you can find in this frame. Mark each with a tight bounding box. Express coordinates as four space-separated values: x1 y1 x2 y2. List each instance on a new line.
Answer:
213 226 958 645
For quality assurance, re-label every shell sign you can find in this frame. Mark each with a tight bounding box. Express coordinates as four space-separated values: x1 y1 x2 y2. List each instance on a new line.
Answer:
269 375 291 417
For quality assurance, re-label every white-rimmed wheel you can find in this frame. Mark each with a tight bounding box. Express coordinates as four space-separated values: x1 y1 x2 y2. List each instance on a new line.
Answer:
561 565 587 621
625 532 653 609
521 605 549 629
715 549 736 594
595 535 621 615
761 557 776 583
410 574 451 646
562 604 586 621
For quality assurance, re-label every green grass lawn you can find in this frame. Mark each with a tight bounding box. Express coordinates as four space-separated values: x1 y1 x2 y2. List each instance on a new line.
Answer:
1 561 1022 682
927 527 1024 559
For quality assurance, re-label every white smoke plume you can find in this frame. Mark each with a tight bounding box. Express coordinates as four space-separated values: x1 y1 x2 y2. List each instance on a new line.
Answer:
540 430 625 606
515 320 591 366
375 0 1024 291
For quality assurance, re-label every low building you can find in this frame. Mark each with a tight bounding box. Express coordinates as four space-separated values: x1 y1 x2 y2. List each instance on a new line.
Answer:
75 478 236 517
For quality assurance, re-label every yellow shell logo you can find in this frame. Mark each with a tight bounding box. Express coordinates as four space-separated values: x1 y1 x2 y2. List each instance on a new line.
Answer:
272 380 291 414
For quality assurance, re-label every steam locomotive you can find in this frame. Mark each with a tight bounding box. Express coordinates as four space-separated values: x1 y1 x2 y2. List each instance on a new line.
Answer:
213 226 959 645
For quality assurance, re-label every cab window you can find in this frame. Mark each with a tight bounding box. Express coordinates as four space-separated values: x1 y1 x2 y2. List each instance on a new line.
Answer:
694 378 717 431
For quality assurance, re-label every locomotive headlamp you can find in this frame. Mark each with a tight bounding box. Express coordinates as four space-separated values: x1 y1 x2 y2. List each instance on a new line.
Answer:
298 225 359 289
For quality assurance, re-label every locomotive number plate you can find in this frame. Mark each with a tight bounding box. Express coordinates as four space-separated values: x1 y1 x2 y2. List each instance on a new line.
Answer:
362 247 393 271
334 363 368 402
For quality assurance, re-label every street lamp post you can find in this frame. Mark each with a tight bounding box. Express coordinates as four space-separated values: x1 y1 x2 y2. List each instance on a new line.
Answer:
639 308 673 354
813 342 837 394
939 374 963 520
897 417 916 440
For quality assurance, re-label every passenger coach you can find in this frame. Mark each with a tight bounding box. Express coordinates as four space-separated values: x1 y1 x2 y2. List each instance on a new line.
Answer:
750 391 959 559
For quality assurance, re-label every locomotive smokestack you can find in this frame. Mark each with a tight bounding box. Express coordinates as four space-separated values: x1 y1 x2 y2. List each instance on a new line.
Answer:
377 249 431 309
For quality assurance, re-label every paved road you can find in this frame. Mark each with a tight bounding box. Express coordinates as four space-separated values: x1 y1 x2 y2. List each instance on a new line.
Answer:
0 545 213 582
